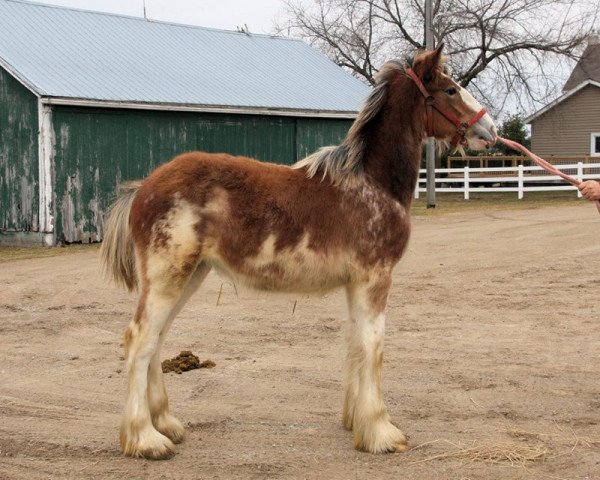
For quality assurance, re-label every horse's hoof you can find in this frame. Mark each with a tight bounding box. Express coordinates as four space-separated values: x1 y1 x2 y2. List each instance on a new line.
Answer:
353 419 407 454
121 429 176 460
153 414 187 444
394 440 409 453
136 441 176 460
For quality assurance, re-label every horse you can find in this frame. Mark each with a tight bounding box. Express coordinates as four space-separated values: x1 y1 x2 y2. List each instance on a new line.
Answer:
100 43 497 460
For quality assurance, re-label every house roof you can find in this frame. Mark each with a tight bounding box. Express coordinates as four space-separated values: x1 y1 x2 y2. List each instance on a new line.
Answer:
563 40 600 92
527 35 600 124
525 80 600 123
0 0 370 116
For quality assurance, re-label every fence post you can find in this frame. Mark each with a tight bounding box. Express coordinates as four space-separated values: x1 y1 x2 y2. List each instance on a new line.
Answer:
414 172 421 199
518 164 524 200
577 162 583 198
464 166 469 200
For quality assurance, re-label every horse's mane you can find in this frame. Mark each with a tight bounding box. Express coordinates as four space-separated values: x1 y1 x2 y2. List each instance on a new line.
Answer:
293 61 404 185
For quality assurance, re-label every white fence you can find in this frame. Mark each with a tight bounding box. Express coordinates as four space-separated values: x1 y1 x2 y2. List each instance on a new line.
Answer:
415 162 600 200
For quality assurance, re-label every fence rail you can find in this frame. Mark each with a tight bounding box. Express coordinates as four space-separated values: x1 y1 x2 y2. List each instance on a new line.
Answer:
415 162 600 200
446 155 600 171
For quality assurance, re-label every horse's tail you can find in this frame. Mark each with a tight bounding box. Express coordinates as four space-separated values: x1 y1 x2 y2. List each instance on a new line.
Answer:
100 181 142 292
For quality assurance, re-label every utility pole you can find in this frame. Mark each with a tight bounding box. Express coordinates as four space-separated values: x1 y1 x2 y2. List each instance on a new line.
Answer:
425 0 436 208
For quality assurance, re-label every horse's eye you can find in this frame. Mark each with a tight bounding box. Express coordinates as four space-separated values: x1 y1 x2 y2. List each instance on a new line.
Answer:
445 87 457 96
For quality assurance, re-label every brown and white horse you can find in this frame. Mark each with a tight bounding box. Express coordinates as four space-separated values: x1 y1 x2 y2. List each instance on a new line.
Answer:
101 44 496 459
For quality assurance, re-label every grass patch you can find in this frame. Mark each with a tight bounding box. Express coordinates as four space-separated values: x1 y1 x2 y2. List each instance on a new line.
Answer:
411 191 584 216
0 243 99 263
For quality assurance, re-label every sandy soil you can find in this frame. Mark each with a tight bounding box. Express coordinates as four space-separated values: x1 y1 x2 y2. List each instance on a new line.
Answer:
1 204 599 480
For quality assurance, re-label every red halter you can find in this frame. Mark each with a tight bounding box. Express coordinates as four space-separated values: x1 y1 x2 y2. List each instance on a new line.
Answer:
405 67 487 147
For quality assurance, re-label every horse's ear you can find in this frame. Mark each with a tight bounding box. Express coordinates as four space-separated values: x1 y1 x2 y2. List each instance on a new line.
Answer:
430 43 444 68
413 42 445 84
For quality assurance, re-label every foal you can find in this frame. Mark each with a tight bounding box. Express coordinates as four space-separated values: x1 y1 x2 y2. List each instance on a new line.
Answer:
101 44 496 459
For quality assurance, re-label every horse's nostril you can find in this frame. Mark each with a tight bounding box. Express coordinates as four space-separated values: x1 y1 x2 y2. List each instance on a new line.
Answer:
477 133 496 148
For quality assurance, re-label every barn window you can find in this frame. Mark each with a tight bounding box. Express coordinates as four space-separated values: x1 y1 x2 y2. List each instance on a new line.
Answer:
592 133 600 156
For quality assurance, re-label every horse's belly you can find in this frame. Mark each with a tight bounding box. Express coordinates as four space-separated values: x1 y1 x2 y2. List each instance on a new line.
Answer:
210 247 351 293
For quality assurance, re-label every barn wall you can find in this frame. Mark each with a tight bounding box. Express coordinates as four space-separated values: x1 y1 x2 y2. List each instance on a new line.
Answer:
0 67 39 238
296 118 353 158
530 85 600 156
51 106 352 243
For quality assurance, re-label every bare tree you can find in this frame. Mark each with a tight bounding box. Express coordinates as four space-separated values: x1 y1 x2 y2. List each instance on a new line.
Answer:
278 0 600 115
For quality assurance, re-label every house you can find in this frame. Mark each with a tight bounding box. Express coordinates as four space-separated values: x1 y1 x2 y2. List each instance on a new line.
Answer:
526 34 600 158
0 0 370 246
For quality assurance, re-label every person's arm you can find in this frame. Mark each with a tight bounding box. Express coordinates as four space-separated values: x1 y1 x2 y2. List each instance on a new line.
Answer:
578 180 600 201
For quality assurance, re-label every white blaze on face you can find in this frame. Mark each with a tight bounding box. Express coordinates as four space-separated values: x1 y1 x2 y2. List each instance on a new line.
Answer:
459 86 497 150
458 86 483 113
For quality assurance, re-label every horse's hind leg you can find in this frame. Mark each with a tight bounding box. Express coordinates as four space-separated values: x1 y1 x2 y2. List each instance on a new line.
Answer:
121 256 201 459
147 262 212 444
344 275 407 454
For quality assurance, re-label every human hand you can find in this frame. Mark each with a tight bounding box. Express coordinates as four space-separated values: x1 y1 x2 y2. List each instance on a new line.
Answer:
578 180 600 201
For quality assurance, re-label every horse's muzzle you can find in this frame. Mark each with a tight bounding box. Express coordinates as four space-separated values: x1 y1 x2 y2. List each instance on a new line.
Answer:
471 119 497 146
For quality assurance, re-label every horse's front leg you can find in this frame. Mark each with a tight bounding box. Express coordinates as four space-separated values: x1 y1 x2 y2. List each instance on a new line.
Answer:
343 275 407 453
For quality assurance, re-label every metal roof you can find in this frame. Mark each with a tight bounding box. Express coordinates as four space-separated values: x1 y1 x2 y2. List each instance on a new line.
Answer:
0 0 370 115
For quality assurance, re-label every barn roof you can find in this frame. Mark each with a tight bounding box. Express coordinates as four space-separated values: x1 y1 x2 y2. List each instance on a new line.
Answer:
0 0 370 117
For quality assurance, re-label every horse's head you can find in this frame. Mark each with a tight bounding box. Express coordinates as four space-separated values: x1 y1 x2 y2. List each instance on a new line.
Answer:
409 44 496 151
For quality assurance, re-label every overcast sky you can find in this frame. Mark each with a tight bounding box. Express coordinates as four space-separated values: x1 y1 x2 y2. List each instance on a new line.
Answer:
31 0 288 34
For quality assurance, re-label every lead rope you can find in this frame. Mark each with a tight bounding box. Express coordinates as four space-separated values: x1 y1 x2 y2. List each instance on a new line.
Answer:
498 136 600 214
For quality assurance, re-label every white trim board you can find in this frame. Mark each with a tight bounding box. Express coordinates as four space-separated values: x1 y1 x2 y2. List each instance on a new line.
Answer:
41 97 358 119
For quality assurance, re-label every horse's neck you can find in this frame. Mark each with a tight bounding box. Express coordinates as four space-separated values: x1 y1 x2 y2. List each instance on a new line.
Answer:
364 95 424 206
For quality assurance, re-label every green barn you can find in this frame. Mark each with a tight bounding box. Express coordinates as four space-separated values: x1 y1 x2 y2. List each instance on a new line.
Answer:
0 0 369 245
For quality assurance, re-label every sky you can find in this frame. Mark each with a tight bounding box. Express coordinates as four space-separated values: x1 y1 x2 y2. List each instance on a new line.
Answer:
29 0 288 34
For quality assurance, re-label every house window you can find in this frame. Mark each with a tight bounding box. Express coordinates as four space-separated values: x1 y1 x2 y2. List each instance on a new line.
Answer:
592 133 600 156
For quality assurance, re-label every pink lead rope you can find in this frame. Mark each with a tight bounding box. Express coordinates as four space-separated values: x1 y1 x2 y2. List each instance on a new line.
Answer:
497 136 600 215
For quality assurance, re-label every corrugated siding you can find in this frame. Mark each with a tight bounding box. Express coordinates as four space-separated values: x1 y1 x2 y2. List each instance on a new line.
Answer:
296 118 352 159
0 67 38 232
52 106 351 243
0 0 370 112
531 85 600 156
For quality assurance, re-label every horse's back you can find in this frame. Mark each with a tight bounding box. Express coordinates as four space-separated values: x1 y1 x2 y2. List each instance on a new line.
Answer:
130 150 334 242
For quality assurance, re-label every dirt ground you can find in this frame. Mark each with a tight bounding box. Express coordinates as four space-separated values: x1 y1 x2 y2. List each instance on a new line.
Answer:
1 203 599 479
